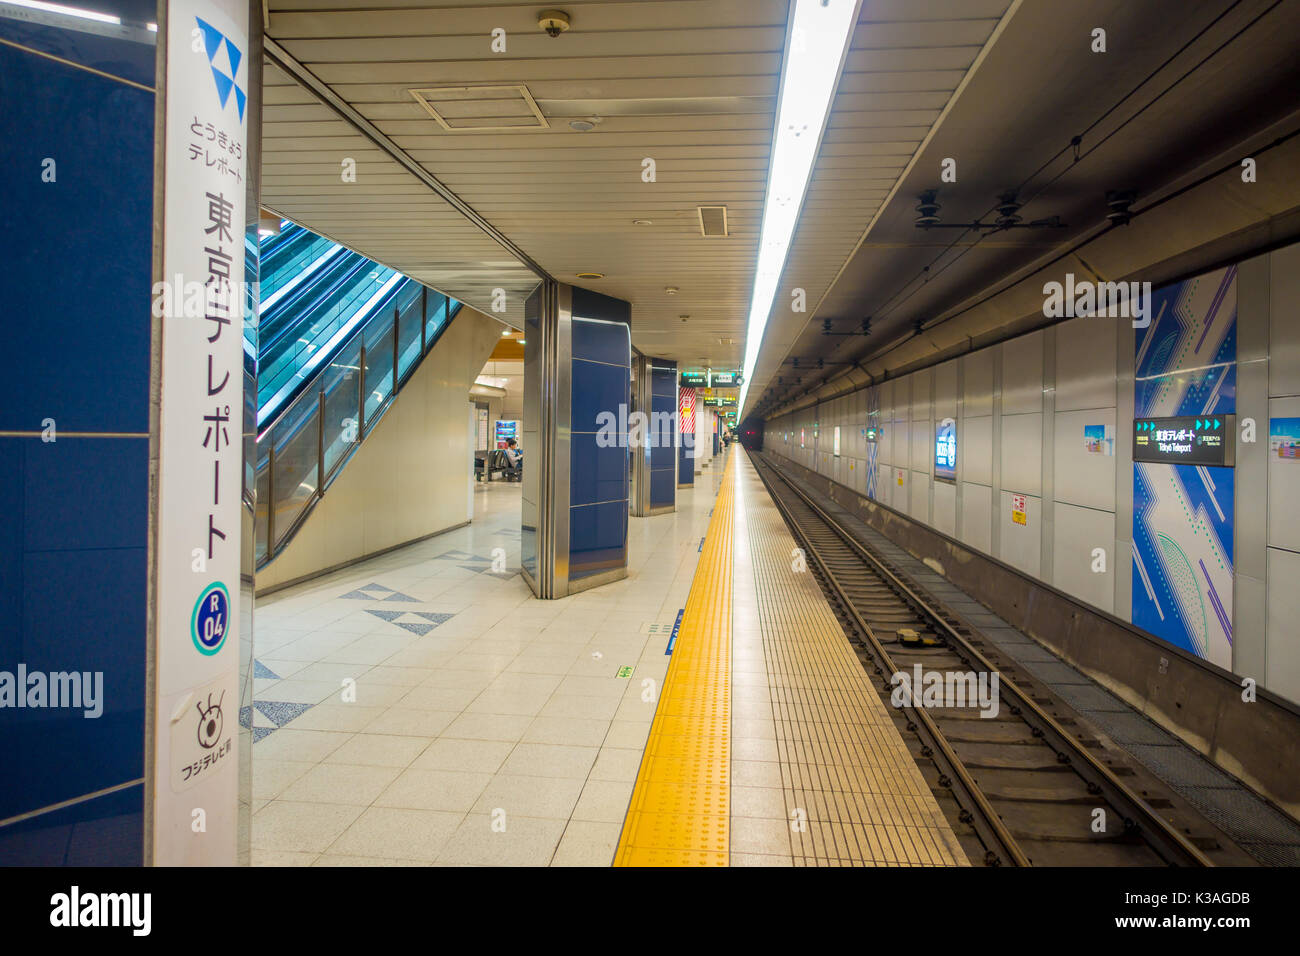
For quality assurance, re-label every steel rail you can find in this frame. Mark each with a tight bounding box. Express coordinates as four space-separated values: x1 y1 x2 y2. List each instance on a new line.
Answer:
754 453 1214 867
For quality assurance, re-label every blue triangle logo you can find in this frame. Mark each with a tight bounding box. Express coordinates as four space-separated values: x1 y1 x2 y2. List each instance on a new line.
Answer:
224 38 242 78
196 17 223 63
195 17 247 124
211 67 233 108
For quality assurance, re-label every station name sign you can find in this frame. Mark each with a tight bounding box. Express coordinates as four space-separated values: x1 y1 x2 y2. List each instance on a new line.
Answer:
1133 415 1235 466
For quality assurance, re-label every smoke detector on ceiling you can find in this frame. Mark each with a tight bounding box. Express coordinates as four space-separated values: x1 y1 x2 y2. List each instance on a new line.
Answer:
538 10 571 37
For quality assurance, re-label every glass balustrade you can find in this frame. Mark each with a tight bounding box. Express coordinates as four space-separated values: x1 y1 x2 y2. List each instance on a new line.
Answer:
251 223 460 568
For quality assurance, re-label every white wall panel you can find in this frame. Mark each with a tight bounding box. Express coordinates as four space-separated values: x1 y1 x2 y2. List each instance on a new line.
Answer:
912 368 932 421
960 482 992 554
963 348 994 416
934 360 958 418
1000 412 1043 495
910 471 930 523
911 418 932 473
1052 501 1116 614
998 490 1041 577
1054 408 1117 512
1269 242 1300 398
933 479 956 537
892 466 908 510
1056 316 1118 411
1001 329 1044 415
1266 547 1300 704
964 414 993 486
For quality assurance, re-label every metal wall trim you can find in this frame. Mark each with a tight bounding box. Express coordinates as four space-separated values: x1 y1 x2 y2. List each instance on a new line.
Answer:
553 282 573 595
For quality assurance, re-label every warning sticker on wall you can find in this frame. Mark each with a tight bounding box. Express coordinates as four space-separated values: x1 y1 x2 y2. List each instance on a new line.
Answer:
1011 493 1028 526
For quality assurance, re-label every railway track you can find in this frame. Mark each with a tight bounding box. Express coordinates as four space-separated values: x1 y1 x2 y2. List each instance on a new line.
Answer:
751 453 1253 867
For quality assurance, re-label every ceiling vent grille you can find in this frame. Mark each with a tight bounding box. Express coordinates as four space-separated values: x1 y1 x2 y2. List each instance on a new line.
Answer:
409 85 549 132
697 205 729 238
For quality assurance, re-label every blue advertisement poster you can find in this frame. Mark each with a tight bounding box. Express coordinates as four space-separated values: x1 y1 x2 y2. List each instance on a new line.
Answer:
934 417 956 482
1132 266 1236 668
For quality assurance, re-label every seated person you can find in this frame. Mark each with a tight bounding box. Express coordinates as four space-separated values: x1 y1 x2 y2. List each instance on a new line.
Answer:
502 438 523 479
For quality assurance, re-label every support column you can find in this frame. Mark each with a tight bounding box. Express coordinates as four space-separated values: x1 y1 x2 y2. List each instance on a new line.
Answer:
149 0 258 866
631 356 678 516
678 385 696 488
521 282 632 598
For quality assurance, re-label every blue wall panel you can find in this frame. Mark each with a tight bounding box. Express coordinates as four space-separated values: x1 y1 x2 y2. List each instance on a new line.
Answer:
568 307 630 581
649 361 677 509
0 13 154 864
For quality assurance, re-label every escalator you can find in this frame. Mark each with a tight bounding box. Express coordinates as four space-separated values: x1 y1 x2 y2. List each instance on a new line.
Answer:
253 221 462 568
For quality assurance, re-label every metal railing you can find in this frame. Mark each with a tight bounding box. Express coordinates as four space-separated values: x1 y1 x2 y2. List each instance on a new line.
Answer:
254 282 460 569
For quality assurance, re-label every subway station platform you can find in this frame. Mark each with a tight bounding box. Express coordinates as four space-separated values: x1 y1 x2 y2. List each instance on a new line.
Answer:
249 447 965 866
249 462 721 866
616 449 964 866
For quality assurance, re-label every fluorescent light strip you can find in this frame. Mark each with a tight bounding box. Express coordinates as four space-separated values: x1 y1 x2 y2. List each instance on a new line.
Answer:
737 0 857 415
5 0 121 24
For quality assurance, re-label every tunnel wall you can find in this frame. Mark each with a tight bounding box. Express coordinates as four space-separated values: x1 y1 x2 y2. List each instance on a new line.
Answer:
766 241 1300 708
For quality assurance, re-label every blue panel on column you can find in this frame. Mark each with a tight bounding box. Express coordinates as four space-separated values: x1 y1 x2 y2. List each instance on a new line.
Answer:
570 500 628 579
0 782 143 865
0 41 154 433
651 467 677 507
571 360 629 433
0 6 157 88
0 19 154 864
649 361 677 508
568 303 630 581
571 432 628 507
679 444 694 485
572 316 631 367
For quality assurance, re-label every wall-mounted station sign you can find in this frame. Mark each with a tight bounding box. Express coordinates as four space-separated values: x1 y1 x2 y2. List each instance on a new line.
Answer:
1133 415 1235 466
680 368 743 388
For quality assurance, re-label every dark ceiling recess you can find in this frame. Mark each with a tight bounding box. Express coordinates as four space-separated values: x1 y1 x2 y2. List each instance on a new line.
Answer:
748 0 1300 423
748 0 1300 421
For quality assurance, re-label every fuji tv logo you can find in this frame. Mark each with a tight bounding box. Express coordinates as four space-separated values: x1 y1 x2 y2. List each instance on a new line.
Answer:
196 17 246 122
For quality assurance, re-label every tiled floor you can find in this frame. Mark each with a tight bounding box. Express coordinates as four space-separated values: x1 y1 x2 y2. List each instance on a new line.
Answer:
250 464 726 866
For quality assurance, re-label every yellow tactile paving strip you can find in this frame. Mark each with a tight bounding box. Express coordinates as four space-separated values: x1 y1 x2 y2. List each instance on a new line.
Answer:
615 449 965 867
614 455 734 866
733 457 967 866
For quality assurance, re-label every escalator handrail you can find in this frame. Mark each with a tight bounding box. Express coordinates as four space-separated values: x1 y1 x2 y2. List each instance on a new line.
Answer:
259 292 461 452
258 255 378 362
256 272 405 434
260 241 347 315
